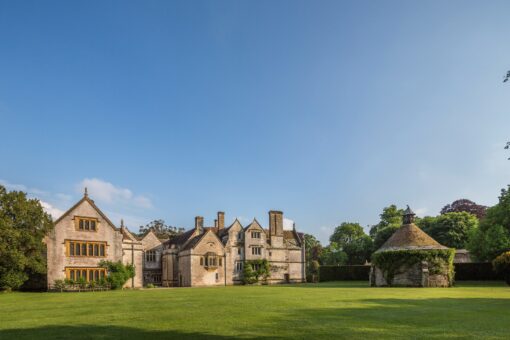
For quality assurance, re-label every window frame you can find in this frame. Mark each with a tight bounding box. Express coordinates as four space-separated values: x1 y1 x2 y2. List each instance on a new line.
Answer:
65 240 108 258
74 216 99 232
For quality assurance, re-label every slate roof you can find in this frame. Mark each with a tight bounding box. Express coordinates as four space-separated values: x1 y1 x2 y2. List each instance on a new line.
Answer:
166 229 195 247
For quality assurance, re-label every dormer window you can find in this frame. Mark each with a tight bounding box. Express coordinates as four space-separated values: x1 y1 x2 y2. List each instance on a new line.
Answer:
251 231 261 239
75 217 98 232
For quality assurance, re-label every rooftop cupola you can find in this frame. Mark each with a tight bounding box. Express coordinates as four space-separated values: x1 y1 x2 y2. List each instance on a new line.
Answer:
403 205 415 224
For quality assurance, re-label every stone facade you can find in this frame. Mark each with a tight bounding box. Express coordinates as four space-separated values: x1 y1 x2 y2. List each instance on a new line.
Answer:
45 192 144 288
46 193 305 288
162 211 306 287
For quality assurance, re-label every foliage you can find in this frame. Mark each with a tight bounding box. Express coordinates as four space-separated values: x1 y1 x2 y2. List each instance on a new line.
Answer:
372 225 399 250
371 249 455 285
369 205 403 237
454 262 503 281
319 242 348 266
242 260 270 284
329 223 373 264
146 283 156 288
417 212 478 249
440 199 487 219
99 260 135 289
53 279 66 291
492 251 510 285
468 186 510 261
319 265 370 281
303 234 322 279
138 219 184 239
0 185 54 291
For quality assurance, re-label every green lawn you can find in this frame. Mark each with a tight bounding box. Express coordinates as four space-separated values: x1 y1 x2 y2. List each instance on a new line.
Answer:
1 282 509 339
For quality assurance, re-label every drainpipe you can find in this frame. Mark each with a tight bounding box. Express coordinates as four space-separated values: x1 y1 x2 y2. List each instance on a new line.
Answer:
131 242 134 288
224 252 227 286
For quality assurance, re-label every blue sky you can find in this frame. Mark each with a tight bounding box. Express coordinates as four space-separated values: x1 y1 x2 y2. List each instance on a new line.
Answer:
1 1 509 243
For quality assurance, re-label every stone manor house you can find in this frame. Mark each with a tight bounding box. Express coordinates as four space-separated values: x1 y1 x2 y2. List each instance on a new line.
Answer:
45 190 306 288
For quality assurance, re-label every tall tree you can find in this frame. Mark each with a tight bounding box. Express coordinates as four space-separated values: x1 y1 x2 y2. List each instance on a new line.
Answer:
319 242 348 266
440 199 487 219
138 219 184 239
468 185 510 261
418 212 478 249
303 234 322 279
0 185 54 290
369 205 403 237
329 223 373 264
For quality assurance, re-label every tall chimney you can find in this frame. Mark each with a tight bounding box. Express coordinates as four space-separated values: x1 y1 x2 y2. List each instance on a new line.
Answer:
195 216 204 233
217 211 225 230
269 211 283 237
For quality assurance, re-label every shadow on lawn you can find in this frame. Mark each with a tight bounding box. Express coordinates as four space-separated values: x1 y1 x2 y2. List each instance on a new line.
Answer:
0 325 266 340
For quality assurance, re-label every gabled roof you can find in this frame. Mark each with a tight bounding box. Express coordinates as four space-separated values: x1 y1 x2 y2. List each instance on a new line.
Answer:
244 218 264 231
376 223 448 252
166 228 196 247
182 229 224 251
54 195 118 231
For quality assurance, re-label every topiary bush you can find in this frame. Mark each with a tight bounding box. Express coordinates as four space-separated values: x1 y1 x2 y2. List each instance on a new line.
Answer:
99 260 135 289
493 251 510 285
371 249 455 286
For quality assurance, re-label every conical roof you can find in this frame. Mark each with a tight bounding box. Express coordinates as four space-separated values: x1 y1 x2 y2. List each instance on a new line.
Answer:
376 223 448 252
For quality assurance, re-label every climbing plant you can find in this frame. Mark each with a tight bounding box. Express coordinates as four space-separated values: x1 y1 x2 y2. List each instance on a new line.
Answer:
242 259 270 284
371 249 455 285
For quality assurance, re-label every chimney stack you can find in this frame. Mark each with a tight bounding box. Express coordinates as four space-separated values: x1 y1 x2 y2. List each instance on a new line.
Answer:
269 210 284 237
217 211 225 230
195 216 204 233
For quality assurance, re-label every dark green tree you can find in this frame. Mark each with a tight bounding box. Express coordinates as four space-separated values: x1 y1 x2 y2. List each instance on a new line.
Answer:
329 223 372 264
319 242 348 266
0 185 54 290
468 186 510 261
303 234 322 280
418 212 478 249
369 205 403 237
98 260 135 289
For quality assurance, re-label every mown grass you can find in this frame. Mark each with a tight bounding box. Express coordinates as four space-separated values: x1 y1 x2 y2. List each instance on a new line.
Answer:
0 281 509 339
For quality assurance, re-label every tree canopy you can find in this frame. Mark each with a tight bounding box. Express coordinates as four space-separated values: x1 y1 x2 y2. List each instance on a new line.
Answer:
328 222 372 265
440 199 487 219
418 212 478 249
468 186 510 261
369 205 403 237
138 219 184 239
0 185 54 290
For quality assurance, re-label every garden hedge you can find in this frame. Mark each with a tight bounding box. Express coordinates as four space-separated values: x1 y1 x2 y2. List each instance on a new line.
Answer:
454 262 504 281
319 265 370 282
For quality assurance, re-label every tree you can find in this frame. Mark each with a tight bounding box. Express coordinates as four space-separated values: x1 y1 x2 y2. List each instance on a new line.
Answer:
369 205 403 237
329 223 373 264
319 242 348 266
370 205 404 250
138 219 184 239
418 212 478 249
0 185 54 291
468 186 510 261
440 199 487 219
506 141 510 160
303 234 322 280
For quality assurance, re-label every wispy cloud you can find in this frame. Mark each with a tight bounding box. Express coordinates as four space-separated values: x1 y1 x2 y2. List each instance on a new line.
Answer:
77 178 153 209
283 218 294 230
40 200 65 219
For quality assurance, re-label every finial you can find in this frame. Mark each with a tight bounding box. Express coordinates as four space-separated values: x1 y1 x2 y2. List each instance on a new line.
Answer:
120 219 124 228
293 222 296 230
84 187 88 197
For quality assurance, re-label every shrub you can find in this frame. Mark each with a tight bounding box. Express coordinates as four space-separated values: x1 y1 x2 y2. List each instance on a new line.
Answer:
371 249 455 285
242 260 270 284
99 260 135 289
454 262 504 281
493 251 510 285
53 279 66 291
319 265 370 282
146 283 155 288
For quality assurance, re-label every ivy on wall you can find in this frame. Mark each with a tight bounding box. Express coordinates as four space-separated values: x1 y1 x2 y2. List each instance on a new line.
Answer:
242 259 270 284
371 249 455 285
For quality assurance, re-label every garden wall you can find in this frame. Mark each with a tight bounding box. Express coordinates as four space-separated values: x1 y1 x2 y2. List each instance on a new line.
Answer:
319 265 370 282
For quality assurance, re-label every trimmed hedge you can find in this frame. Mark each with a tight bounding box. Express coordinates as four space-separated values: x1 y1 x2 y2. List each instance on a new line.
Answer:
319 265 370 282
454 262 504 281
